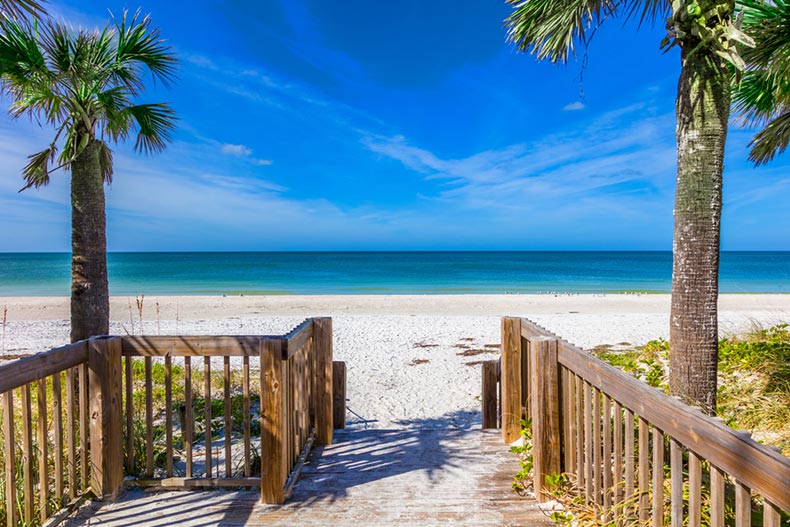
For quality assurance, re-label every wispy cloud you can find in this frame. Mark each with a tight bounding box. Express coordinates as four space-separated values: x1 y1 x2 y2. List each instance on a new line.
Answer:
563 101 585 111
221 143 253 157
364 104 676 218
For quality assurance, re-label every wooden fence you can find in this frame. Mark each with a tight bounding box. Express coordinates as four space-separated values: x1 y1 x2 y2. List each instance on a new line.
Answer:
0 317 342 526
484 317 790 526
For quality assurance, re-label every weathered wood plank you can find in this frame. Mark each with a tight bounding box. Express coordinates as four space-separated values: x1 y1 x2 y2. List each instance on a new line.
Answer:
333 361 346 430
0 341 88 394
261 338 286 504
529 337 560 501
764 500 782 527
313 318 333 446
79 364 89 491
501 317 522 443
121 336 263 357
613 400 623 509
602 393 612 514
88 337 124 499
129 477 262 489
593 387 601 505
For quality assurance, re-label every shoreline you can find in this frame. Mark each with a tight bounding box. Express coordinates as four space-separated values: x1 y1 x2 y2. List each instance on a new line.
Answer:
2 293 789 321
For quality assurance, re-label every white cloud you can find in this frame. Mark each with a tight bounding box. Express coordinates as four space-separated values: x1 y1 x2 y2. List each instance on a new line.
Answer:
253 159 273 166
220 143 253 157
563 101 585 111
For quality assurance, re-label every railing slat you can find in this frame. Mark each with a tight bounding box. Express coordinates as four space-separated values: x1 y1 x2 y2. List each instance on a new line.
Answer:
735 481 751 527
603 394 613 514
144 356 153 477
501 317 523 443
638 416 650 522
625 409 635 505
37 378 49 522
204 357 212 478
184 356 193 478
575 374 583 488
243 355 251 477
124 357 134 475
688 450 702 527
52 372 64 505
593 387 602 505
764 500 782 527
79 364 89 491
710 464 725 527
613 400 623 510
584 381 593 501
652 426 664 527
21 384 34 524
224 356 232 478
670 439 683 527
66 368 76 500
165 355 173 478
3 390 18 527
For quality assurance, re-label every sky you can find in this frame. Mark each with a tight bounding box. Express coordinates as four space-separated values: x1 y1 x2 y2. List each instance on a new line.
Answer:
0 0 788 252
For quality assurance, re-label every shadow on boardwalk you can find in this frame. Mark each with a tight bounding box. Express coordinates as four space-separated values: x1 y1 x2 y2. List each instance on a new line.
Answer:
64 411 552 526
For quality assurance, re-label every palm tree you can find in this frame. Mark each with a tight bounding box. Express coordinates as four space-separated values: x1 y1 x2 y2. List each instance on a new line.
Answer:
0 11 176 342
505 0 752 414
733 0 790 165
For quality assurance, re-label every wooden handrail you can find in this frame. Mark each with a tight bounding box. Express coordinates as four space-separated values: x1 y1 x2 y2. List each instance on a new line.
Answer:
494 316 790 520
0 340 88 393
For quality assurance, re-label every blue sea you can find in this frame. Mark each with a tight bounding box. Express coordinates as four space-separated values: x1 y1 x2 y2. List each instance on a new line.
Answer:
0 252 787 296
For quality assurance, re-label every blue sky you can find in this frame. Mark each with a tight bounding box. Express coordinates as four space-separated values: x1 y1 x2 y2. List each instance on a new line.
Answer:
0 0 788 251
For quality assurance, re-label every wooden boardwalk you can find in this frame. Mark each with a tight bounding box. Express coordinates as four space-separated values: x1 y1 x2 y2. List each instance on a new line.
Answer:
64 428 553 526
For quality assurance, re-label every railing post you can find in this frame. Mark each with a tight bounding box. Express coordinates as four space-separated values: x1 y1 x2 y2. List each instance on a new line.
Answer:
530 336 561 501
482 360 498 429
87 337 123 500
332 361 346 429
501 317 523 443
313 318 333 446
261 338 286 504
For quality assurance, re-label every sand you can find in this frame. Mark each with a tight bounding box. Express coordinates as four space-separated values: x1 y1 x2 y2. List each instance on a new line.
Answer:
1 294 789 429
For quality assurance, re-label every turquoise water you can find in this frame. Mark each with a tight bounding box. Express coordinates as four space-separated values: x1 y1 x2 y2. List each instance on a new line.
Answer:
0 252 788 296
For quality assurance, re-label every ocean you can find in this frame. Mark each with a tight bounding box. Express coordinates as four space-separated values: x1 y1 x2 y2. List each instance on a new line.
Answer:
0 251 788 296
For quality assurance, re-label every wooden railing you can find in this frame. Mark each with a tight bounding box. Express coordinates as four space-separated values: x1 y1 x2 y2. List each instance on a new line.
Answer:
0 317 341 526
485 317 790 526
0 339 103 527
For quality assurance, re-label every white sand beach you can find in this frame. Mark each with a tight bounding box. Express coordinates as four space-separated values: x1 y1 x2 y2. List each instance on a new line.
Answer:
2 294 789 429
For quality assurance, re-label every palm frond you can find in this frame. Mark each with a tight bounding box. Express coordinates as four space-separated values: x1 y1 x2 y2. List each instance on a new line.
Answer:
0 17 50 85
734 0 790 164
20 144 56 190
97 140 113 183
113 10 177 87
0 0 45 18
126 102 177 154
748 111 790 166
504 0 664 63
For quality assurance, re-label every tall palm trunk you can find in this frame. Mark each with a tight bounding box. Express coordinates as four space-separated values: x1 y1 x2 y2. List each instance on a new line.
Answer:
70 139 109 342
669 47 729 415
